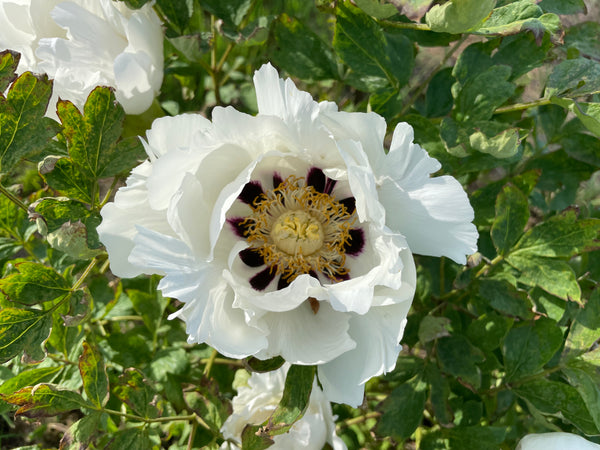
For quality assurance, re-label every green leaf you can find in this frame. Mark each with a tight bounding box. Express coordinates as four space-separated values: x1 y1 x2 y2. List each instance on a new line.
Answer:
563 289 600 359
539 0 587 15
514 379 599 435
41 156 94 203
565 22 600 60
184 382 231 434
57 87 144 181
437 335 484 389
491 184 529 255
418 315 451 344
375 374 427 440
468 127 520 159
148 347 190 382
241 365 315 449
113 368 158 418
59 412 101 450
244 356 286 373
562 361 600 431
425 364 452 425
354 0 398 19
512 209 600 258
507 254 582 303
107 427 155 450
79 341 109 408
454 65 515 122
466 312 513 352
0 366 61 414
0 307 52 363
156 0 192 32
502 317 563 381
545 58 600 98
476 2 561 43
271 16 338 81
201 0 252 28
0 72 60 174
127 289 168 336
478 279 533 319
560 132 600 167
425 0 496 34
550 98 600 140
334 2 414 92
425 68 454 118
0 262 70 305
118 0 152 8
0 50 20 92
1 383 92 418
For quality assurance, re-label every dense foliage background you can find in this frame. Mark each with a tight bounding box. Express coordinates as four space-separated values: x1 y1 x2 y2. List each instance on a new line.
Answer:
1 0 600 448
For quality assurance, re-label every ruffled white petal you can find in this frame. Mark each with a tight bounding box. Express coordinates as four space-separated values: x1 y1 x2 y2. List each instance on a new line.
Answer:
318 301 412 406
517 433 600 450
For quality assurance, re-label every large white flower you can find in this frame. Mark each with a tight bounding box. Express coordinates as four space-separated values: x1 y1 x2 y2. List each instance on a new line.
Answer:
0 0 163 115
220 365 346 450
98 63 478 406
517 433 600 450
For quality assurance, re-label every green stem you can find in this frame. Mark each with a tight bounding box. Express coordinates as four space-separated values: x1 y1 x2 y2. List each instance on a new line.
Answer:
0 183 28 212
475 254 503 278
187 420 198 450
495 98 552 114
72 258 97 290
199 357 244 367
380 20 431 31
336 412 381 431
203 348 219 377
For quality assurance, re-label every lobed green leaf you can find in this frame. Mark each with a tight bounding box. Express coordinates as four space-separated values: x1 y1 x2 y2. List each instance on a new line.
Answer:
491 184 529 256
425 0 495 34
0 50 20 93
545 58 600 98
0 262 70 305
1 383 92 418
79 341 109 408
0 307 52 363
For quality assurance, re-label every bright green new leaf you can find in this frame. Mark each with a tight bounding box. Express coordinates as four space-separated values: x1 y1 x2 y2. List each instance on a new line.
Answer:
512 209 600 258
507 254 582 303
57 87 145 181
502 317 563 381
0 72 60 175
425 0 496 34
271 15 338 81
0 262 70 305
1 383 92 418
334 2 414 92
79 341 109 408
491 184 529 255
514 379 599 435
469 127 520 159
0 50 19 92
0 307 52 363
545 58 600 98
375 374 427 440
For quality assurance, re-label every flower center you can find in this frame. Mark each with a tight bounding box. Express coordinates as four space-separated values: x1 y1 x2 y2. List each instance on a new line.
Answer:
271 210 324 256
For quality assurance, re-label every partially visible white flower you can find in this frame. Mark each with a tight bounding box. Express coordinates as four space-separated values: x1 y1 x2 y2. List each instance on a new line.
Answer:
0 0 163 116
517 432 600 450
98 63 478 406
220 365 346 450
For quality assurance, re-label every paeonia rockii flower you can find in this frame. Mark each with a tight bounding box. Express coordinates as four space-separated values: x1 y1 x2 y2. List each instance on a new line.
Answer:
0 0 163 115
220 364 346 450
98 63 478 406
517 433 600 450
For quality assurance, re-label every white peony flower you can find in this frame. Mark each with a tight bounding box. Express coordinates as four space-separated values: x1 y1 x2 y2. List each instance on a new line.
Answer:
97 63 478 406
0 0 163 115
220 364 346 450
517 432 600 450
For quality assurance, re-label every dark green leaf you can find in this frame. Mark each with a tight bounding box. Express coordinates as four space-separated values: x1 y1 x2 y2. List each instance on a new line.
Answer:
545 58 600 98
502 317 563 381
107 427 155 450
185 383 231 434
0 307 52 363
271 15 338 81
244 356 286 373
478 279 533 319
425 68 454 118
1 383 92 418
127 289 168 336
113 368 158 418
562 361 600 430
565 22 600 60
512 209 600 258
118 0 152 8
201 0 252 28
0 50 20 92
418 315 451 344
492 33 552 81
563 289 600 359
0 72 59 174
0 262 70 305
466 312 513 352
539 0 586 15
157 0 192 32
437 335 484 389
491 184 529 255
0 366 61 414
425 364 453 425
375 374 427 440
560 132 600 167
507 254 582 303
550 98 600 139
354 0 398 19
514 379 599 435
148 347 190 382
425 0 495 34
42 156 94 203
79 341 109 408
334 2 413 92
454 65 516 122
59 412 101 450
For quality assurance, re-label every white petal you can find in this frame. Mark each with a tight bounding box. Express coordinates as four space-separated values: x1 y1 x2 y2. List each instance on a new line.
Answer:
318 302 412 406
255 301 355 365
517 433 600 450
113 51 154 114
129 226 197 274
143 114 211 160
379 176 478 264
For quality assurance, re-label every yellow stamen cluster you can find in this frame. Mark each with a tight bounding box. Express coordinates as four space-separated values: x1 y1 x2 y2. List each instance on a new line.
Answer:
243 176 356 282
